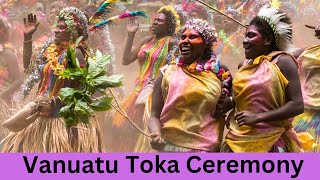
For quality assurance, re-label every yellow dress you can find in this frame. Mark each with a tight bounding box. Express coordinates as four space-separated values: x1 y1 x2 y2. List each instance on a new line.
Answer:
225 52 301 152
293 45 320 152
159 63 224 152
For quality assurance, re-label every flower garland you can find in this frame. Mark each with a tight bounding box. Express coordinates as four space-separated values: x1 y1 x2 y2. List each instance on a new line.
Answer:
176 55 232 96
44 43 66 76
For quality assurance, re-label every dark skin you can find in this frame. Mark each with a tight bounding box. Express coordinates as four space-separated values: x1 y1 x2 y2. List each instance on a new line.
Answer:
22 13 85 113
234 24 304 127
23 13 85 70
148 29 231 150
122 13 176 65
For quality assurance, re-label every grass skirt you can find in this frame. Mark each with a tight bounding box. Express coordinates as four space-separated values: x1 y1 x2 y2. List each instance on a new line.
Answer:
293 108 320 152
1 115 105 152
0 99 10 144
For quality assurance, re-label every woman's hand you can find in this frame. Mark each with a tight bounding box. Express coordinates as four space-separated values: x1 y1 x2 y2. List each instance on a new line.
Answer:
213 95 234 118
150 133 166 151
235 111 261 126
23 13 40 39
127 18 140 34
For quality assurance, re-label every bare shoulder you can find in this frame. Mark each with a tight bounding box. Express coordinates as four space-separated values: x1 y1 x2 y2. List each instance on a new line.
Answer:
276 54 298 76
141 36 154 44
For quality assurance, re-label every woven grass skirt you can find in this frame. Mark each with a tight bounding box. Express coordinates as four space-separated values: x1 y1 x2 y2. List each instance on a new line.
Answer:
1 115 105 153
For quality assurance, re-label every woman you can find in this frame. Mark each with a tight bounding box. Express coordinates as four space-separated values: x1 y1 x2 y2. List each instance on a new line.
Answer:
292 24 320 152
0 16 22 146
148 19 232 152
110 5 180 152
223 5 304 152
1 7 104 152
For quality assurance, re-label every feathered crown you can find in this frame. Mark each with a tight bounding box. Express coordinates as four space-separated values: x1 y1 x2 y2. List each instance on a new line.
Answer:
89 0 146 31
258 4 295 52
184 18 218 46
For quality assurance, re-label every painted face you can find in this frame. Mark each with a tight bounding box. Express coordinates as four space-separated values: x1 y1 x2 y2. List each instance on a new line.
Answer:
178 28 206 64
150 13 169 36
54 20 70 44
243 25 266 59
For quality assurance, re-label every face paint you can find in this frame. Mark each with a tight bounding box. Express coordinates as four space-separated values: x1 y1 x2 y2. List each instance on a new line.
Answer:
54 20 70 44
179 28 206 64
243 25 266 59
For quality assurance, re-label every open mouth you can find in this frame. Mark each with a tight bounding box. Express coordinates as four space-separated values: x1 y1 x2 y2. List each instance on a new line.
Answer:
180 46 191 55
151 26 157 31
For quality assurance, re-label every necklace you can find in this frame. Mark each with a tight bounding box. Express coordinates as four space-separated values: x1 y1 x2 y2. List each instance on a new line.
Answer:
176 55 232 96
176 55 220 73
45 43 67 76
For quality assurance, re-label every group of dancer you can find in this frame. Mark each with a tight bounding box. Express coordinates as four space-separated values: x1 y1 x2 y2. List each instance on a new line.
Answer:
0 0 320 153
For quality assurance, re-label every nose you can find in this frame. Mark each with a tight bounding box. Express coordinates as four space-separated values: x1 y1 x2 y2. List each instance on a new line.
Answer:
243 36 249 44
179 37 190 46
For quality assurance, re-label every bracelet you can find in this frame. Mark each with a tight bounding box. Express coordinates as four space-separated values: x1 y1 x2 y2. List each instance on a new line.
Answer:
24 39 33 43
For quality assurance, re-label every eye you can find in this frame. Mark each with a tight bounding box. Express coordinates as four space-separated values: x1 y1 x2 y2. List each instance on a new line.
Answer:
189 35 198 39
181 35 186 40
246 32 256 38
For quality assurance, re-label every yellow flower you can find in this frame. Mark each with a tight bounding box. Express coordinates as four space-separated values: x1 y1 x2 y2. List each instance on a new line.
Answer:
222 71 231 80
187 61 197 72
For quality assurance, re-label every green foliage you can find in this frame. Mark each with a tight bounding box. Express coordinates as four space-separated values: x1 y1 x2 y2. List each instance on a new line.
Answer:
58 37 122 127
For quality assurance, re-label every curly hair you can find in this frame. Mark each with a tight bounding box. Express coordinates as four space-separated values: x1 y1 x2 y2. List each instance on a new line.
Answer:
157 5 180 36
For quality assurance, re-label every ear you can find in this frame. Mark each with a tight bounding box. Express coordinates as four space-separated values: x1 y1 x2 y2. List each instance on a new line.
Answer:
264 35 273 46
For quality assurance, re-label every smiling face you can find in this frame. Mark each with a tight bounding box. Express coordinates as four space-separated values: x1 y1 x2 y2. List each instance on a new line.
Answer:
150 13 169 36
243 25 270 59
54 20 70 44
178 28 206 64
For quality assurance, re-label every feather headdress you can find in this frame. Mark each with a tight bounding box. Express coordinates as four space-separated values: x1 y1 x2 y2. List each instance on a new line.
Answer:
88 0 146 32
90 0 117 24
258 5 295 52
90 11 146 31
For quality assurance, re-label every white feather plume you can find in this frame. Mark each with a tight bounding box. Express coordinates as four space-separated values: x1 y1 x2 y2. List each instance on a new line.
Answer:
258 5 296 52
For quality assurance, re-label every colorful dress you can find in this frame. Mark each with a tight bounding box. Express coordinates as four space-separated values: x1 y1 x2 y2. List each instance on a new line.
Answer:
110 36 171 152
224 52 302 152
1 42 104 152
158 61 225 152
293 45 320 152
